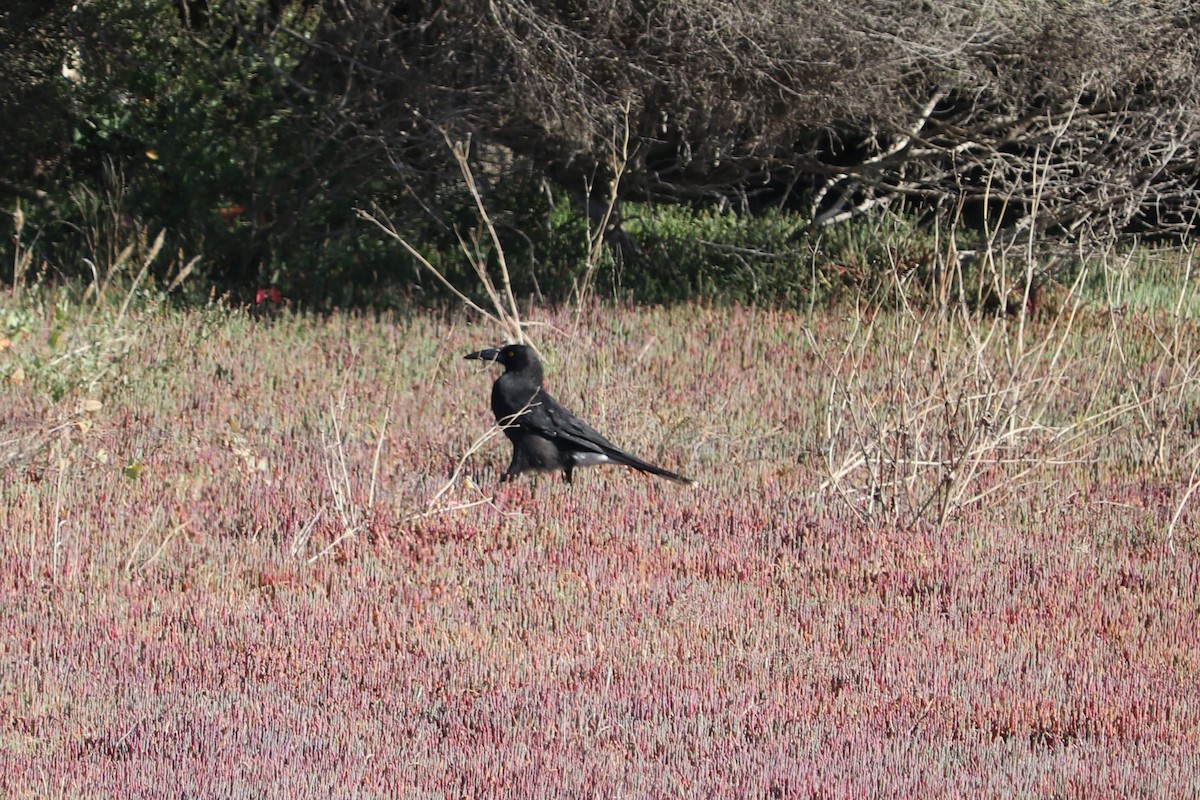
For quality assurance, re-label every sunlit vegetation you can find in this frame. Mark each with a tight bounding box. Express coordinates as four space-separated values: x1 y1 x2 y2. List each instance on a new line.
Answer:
2 267 1198 795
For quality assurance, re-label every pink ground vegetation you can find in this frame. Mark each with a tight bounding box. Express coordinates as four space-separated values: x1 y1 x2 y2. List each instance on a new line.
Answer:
1 301 1198 797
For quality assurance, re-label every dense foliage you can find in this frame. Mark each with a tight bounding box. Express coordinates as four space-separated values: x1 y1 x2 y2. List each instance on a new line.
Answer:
3 1 1199 304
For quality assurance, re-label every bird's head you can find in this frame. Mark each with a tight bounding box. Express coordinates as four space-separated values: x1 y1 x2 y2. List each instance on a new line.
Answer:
464 344 541 375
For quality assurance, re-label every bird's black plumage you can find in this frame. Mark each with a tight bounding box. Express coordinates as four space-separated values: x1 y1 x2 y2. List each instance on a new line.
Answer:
464 345 694 485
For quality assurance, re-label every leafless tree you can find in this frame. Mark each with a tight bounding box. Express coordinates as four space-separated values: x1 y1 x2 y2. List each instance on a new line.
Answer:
283 0 1200 244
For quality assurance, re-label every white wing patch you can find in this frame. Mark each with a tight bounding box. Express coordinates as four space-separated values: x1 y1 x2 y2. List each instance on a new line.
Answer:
570 452 612 467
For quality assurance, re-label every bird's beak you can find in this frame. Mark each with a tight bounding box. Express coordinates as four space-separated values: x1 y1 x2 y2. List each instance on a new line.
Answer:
464 347 502 362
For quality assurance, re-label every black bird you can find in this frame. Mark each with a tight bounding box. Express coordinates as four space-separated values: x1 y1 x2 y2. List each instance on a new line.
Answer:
464 344 694 485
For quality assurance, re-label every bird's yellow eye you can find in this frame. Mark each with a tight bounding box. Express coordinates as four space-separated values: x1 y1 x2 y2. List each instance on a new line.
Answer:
504 349 514 358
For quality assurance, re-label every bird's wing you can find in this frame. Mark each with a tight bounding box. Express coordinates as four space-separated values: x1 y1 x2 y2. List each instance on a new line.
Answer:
495 383 693 484
522 391 690 477
514 390 618 454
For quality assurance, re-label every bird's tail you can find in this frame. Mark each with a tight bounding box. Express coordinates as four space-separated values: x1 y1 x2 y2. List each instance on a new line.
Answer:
637 462 696 486
602 447 695 486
